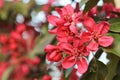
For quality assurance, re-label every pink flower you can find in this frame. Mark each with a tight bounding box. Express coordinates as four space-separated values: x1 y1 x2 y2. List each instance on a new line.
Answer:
87 6 98 17
82 17 114 51
47 4 83 43
44 44 62 62
0 34 8 44
16 24 26 33
59 37 89 74
42 75 52 80
11 31 21 40
54 25 78 42
47 4 82 27
102 3 117 18
0 0 3 9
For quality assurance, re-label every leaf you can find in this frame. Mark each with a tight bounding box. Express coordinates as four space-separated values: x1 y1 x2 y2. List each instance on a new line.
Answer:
103 33 120 57
28 34 55 59
2 66 14 80
116 60 120 74
81 60 108 80
0 53 3 61
108 18 120 32
111 60 120 80
112 74 120 80
65 67 74 78
12 0 35 17
106 53 120 80
79 0 88 7
83 0 99 14
94 60 108 80
81 72 97 80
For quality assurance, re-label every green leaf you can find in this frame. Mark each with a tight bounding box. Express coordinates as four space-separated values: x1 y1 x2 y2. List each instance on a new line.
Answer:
116 60 120 74
103 33 120 57
0 53 3 61
79 0 88 7
65 67 74 78
112 74 120 80
108 18 120 32
106 53 120 80
2 66 14 80
28 34 55 59
81 60 108 80
12 0 35 17
81 72 97 80
83 0 99 14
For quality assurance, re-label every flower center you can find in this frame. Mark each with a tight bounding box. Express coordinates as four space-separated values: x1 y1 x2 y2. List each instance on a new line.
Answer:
65 28 74 36
72 48 82 57
91 32 101 42
64 15 73 23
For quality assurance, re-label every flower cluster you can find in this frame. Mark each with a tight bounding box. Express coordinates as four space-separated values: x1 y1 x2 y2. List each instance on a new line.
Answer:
45 4 114 74
88 3 120 18
0 24 40 80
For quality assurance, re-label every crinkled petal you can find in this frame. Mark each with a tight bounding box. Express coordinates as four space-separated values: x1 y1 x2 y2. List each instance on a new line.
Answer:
65 4 74 14
48 28 57 34
98 36 114 47
47 15 59 26
44 45 58 53
80 32 91 43
59 43 74 54
87 40 99 51
95 21 110 35
56 8 62 15
77 57 88 74
62 56 76 69
61 4 74 16
73 37 80 48
83 17 96 32
57 36 68 42
74 11 83 23
56 26 68 37
82 47 89 56
46 51 62 62
56 18 65 26
69 25 78 34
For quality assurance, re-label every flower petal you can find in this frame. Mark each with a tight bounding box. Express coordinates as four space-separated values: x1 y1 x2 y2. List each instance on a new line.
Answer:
69 25 78 34
47 15 59 26
77 57 88 74
46 51 62 62
44 45 58 53
80 32 91 43
82 47 89 56
48 28 57 34
56 8 62 15
65 4 74 14
57 36 68 42
83 17 96 32
59 43 74 54
62 56 76 69
87 40 98 51
72 37 80 48
98 36 114 47
60 4 74 16
74 11 83 23
95 21 110 35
